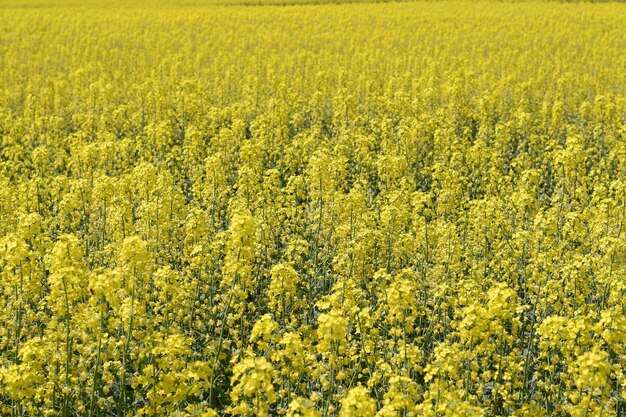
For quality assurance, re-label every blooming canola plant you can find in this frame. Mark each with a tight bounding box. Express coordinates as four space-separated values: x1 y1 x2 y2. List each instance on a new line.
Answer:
0 0 626 416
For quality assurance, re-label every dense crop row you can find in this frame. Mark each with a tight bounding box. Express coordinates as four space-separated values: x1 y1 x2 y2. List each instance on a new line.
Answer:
1 1 626 416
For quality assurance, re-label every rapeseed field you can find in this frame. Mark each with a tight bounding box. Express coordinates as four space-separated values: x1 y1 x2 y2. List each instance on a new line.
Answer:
1 0 625 416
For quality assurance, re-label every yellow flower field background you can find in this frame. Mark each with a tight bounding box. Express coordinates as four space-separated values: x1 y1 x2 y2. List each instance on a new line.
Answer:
1 1 625 416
